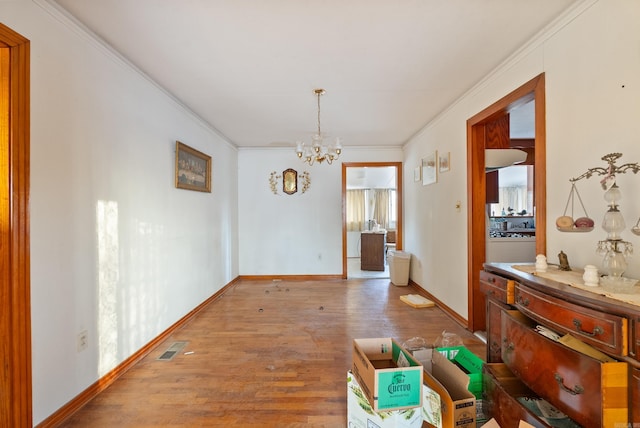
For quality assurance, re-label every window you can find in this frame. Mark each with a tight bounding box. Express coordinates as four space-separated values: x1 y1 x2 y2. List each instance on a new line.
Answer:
489 165 533 217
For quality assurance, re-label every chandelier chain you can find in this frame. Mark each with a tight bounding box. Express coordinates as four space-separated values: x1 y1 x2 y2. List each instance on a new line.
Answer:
317 91 322 136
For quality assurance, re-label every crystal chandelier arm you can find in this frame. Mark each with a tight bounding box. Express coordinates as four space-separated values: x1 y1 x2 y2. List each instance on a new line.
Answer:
570 152 640 182
569 167 609 183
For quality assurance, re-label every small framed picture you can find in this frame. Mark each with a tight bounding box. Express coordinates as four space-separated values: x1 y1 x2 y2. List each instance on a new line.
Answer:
282 168 298 195
413 166 421 182
422 151 437 186
175 141 212 193
439 152 450 173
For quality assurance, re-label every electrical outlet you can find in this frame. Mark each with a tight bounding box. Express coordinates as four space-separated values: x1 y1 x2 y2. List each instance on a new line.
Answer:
77 330 88 352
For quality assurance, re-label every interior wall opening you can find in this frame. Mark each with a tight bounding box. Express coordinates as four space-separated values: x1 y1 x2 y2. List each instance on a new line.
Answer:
342 162 403 279
466 73 546 333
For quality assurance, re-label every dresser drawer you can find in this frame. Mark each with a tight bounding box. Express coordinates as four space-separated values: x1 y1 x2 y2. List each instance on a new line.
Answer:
501 310 629 428
483 364 550 428
480 270 514 304
515 283 628 357
486 299 508 363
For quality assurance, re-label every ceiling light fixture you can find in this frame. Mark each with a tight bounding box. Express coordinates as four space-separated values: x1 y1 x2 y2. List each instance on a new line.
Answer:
296 89 342 165
484 149 528 172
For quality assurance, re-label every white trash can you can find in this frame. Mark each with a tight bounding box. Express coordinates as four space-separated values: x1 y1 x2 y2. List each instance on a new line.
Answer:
388 251 411 286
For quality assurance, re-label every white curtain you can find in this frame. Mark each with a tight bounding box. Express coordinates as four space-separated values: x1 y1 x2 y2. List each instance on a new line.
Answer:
372 189 391 229
346 189 366 231
498 186 528 214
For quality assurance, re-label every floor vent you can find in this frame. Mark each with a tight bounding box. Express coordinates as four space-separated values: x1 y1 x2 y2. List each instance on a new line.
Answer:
157 341 188 361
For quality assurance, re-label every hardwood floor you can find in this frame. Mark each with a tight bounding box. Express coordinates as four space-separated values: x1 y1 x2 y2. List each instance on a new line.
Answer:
59 278 485 427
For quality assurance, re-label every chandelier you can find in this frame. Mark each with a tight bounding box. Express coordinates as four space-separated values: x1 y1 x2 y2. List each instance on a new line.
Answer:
295 89 342 165
565 153 640 285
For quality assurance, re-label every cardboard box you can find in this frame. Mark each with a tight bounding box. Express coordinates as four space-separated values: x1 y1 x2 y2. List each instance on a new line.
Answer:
347 371 423 428
436 346 486 424
406 345 433 373
436 346 483 399
422 350 476 428
352 338 423 412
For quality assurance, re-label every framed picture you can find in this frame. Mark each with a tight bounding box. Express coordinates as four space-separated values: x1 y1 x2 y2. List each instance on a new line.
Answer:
413 166 421 182
175 141 212 192
283 168 298 195
422 151 437 186
439 152 450 173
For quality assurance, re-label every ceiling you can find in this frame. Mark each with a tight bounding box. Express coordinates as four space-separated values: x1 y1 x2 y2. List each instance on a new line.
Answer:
50 0 577 149
347 166 396 189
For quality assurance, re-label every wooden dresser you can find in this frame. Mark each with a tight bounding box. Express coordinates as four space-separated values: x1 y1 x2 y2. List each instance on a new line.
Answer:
360 232 385 271
480 262 639 427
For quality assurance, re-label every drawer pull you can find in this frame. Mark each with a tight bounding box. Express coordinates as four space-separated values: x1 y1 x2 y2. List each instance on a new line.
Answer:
554 373 584 395
488 276 495 283
501 339 514 352
516 295 530 306
572 319 604 337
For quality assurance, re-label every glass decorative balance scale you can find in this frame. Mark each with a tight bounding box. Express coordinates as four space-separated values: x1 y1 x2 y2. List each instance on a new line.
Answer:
561 153 640 291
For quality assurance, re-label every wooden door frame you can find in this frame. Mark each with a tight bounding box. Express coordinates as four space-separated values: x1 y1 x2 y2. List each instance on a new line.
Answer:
342 162 403 278
0 23 31 427
466 73 546 332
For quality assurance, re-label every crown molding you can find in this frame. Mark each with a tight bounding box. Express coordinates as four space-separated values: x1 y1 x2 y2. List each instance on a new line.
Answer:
32 0 237 151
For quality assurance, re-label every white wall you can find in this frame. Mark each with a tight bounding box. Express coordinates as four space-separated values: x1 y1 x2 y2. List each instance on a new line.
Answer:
238 147 402 275
1 1 239 424
403 0 640 319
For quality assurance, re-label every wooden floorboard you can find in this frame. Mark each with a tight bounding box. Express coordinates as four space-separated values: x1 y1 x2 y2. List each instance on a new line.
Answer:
59 278 486 427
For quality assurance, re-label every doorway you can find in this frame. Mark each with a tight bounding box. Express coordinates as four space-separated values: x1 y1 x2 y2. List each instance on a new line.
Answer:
342 162 403 279
0 23 32 427
466 74 546 332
